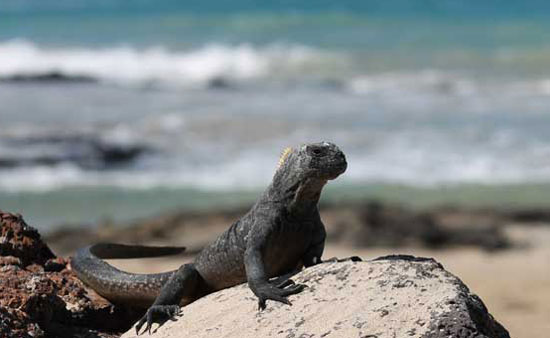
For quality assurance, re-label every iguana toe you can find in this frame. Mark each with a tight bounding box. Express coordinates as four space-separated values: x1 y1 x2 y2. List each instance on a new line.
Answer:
135 305 181 335
274 278 295 289
256 281 307 311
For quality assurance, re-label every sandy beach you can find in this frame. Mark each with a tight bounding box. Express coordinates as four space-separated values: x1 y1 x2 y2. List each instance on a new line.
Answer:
50 203 549 338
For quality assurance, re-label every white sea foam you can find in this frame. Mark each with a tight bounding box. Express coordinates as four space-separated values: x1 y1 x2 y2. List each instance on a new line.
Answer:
2 40 549 100
0 159 274 193
2 40 550 192
348 71 550 99
348 70 477 96
0 39 329 87
2 139 550 193
3 109 550 192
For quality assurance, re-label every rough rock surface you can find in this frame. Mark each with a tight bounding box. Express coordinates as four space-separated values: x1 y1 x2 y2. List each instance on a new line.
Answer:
0 211 140 338
121 255 509 338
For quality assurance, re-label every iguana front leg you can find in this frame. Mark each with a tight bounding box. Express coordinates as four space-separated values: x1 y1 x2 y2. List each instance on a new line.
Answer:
244 246 306 310
303 220 362 266
302 219 326 267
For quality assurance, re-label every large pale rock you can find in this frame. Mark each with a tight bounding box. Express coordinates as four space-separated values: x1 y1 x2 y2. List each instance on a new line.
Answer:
121 255 509 338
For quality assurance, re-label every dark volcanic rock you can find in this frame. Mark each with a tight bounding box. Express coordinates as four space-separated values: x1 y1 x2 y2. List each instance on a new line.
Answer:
0 71 96 83
504 208 550 223
0 134 149 170
328 202 511 251
0 212 56 266
46 203 514 257
0 211 142 338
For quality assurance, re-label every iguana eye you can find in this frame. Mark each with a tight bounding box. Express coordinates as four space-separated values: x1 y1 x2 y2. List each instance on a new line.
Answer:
308 146 325 157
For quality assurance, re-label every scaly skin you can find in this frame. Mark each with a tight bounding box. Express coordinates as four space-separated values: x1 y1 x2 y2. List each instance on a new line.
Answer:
71 142 354 335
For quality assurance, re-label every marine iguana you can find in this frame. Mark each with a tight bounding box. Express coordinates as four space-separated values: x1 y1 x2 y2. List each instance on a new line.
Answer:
71 142 355 335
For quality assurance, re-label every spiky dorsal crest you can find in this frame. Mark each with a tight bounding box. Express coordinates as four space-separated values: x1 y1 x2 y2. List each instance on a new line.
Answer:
278 147 293 169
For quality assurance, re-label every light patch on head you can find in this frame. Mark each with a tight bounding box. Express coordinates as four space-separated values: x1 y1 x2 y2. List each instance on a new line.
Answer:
278 147 293 168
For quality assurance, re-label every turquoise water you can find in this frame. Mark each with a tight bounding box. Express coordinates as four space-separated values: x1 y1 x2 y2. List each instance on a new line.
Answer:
1 1 550 228
4 183 550 232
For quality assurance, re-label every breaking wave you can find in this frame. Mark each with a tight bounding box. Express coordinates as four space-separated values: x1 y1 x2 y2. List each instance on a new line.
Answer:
0 39 336 87
3 40 550 98
3 127 550 193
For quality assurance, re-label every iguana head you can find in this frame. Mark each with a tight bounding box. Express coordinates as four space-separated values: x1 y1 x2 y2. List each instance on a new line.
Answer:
276 141 347 181
267 142 347 208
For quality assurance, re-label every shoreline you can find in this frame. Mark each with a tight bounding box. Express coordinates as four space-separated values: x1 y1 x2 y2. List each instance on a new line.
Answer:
5 181 550 233
43 197 547 257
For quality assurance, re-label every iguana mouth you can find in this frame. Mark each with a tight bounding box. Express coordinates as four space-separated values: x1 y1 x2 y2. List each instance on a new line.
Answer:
326 159 347 180
331 152 348 177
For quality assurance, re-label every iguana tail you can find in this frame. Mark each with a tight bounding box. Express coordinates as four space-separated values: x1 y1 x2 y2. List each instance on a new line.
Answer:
71 243 186 307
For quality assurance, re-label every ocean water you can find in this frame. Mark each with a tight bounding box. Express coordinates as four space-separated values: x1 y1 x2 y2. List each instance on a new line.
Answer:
1 1 550 229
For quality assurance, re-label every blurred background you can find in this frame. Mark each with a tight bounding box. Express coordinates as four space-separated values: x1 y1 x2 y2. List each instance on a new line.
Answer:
2 0 550 227
0 1 549 337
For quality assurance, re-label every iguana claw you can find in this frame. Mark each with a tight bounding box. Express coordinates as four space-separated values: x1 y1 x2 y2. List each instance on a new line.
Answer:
135 305 181 335
256 279 306 311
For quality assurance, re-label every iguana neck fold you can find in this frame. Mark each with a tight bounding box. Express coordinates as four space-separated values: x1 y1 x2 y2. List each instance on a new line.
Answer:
287 177 327 215
263 171 327 217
